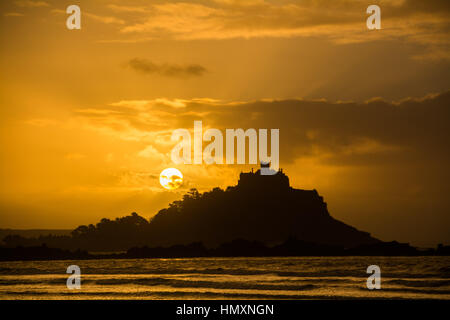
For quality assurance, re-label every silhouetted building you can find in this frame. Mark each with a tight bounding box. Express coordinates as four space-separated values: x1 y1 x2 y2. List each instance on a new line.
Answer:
238 163 290 192
2 165 384 250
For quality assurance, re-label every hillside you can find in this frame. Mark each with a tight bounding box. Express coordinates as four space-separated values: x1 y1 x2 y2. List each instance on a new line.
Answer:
2 166 382 251
146 166 379 247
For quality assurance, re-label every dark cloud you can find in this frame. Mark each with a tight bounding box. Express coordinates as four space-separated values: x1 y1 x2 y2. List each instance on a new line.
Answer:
185 92 450 169
77 91 450 171
128 58 207 77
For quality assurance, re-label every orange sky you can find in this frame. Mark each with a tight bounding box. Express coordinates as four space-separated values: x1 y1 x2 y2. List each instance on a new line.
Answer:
0 0 449 247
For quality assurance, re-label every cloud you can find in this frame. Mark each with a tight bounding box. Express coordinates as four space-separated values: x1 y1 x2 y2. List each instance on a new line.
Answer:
107 0 449 59
84 12 125 25
107 4 149 13
24 118 58 127
137 145 167 161
50 9 125 25
4 12 25 17
127 58 207 77
73 91 450 170
14 0 49 8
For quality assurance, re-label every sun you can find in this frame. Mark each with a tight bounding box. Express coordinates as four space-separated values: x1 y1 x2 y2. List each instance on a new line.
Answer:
159 168 183 190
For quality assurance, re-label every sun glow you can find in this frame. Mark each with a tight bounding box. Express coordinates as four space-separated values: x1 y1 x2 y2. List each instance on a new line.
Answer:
159 168 183 190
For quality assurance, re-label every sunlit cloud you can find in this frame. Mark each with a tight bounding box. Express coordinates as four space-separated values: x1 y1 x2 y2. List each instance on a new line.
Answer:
72 92 450 168
104 0 449 59
4 12 25 17
14 0 49 8
50 9 125 25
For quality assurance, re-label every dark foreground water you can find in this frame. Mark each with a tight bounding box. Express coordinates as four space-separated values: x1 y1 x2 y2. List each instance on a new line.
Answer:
0 257 449 299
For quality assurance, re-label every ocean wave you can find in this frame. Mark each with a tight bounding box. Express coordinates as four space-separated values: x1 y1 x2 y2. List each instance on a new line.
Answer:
0 267 45 275
0 290 385 300
94 277 317 291
359 286 450 295
0 267 447 280
385 279 450 288
0 278 97 286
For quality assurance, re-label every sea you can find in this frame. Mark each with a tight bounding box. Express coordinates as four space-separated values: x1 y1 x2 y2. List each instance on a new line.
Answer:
0 256 449 300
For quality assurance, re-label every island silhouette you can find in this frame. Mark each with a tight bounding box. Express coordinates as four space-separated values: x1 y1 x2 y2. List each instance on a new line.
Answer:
1 164 449 260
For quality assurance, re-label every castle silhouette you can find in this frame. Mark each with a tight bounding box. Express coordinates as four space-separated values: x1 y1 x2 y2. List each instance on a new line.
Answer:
239 162 290 191
3 164 381 251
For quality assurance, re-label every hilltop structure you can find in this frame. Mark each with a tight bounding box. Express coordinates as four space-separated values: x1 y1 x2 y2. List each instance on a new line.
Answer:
238 163 290 191
145 163 379 247
2 164 381 251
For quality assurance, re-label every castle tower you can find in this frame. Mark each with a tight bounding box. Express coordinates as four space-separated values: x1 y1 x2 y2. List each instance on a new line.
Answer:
237 162 290 190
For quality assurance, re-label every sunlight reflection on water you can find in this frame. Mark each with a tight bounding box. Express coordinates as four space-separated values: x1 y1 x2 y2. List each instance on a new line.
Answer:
0 257 449 300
